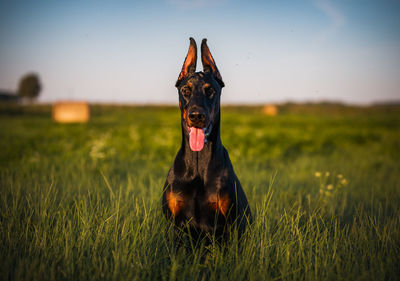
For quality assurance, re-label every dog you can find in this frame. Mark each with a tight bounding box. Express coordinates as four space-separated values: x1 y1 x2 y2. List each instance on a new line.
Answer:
162 38 252 242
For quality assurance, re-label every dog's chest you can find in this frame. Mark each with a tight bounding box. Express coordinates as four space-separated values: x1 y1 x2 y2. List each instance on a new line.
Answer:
165 181 231 229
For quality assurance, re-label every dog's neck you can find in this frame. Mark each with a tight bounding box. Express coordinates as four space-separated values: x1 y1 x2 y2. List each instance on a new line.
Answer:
177 111 224 179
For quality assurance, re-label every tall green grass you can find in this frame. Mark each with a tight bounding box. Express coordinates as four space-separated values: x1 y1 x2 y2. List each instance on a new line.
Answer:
1 104 399 280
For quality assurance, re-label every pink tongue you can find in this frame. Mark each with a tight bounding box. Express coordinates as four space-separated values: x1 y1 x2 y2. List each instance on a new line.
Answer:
189 127 205 151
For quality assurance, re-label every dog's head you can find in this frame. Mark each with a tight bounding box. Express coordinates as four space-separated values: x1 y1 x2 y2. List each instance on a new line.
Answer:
175 38 224 152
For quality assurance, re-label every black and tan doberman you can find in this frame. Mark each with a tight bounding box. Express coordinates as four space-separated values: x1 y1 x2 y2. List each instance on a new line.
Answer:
162 38 252 242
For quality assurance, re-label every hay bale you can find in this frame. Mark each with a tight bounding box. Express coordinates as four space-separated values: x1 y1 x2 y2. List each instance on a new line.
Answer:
262 104 278 116
52 101 90 123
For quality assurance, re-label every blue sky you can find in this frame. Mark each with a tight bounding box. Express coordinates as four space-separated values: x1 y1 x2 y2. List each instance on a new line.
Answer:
0 0 399 104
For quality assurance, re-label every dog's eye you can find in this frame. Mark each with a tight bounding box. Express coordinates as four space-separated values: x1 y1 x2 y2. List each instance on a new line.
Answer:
205 87 215 98
181 87 190 97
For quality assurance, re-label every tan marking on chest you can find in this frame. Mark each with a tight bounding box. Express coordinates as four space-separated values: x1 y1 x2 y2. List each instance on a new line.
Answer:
208 193 231 216
166 191 185 216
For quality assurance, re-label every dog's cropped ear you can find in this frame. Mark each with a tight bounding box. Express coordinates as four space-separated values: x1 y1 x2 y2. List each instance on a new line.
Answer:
201 39 224 88
176 37 197 87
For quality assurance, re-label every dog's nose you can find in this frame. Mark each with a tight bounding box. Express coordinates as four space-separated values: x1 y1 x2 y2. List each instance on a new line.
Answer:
188 110 206 123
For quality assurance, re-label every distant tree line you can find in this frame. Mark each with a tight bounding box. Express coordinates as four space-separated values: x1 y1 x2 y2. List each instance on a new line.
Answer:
0 73 42 103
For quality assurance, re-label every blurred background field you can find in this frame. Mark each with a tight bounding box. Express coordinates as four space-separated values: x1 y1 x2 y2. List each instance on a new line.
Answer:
1 103 399 280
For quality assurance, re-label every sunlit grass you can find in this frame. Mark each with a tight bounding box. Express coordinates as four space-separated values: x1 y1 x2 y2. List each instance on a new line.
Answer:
0 104 399 280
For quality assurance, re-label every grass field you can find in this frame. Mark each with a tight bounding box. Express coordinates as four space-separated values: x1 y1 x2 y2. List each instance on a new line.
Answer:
1 103 400 281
